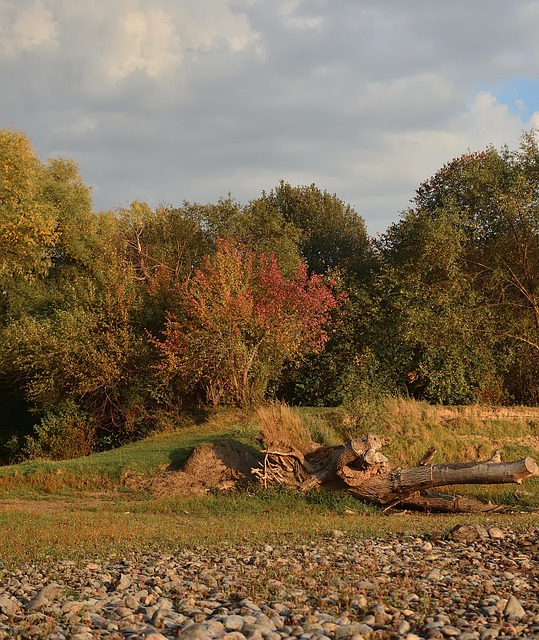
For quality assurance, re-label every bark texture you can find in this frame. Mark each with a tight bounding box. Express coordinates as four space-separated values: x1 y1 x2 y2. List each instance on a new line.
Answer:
253 433 539 512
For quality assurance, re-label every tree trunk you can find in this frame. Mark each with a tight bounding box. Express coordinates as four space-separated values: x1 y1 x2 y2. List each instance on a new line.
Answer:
345 458 538 508
254 433 539 513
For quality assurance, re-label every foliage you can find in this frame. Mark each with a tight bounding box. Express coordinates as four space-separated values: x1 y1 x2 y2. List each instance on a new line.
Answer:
0 129 58 280
153 238 340 407
23 399 96 461
375 131 539 403
4 127 539 461
252 181 373 278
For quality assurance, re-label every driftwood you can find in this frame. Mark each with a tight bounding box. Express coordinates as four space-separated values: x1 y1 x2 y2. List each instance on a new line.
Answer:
252 433 539 513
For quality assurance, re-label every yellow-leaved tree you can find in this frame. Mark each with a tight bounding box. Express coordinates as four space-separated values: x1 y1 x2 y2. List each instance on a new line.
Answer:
0 129 58 280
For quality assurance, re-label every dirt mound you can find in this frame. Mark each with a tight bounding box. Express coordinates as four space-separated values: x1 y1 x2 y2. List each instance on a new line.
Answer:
145 440 261 497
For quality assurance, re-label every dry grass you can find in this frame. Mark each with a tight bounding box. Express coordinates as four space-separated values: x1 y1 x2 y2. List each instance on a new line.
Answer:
0 400 538 564
342 396 539 467
0 491 537 565
256 402 314 453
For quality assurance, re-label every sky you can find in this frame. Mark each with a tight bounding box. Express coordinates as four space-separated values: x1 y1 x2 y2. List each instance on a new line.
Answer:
1 1 539 236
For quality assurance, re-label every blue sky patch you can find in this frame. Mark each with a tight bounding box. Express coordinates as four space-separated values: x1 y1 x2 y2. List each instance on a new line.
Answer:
486 77 539 115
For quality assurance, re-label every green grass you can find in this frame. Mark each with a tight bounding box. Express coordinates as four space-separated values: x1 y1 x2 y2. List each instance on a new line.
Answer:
0 409 260 496
0 400 537 564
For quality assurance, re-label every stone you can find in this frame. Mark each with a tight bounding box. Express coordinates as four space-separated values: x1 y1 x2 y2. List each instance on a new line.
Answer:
447 523 489 543
116 573 131 590
26 592 49 611
0 595 20 616
479 629 499 640
504 595 526 620
181 622 214 640
427 568 443 581
440 626 460 637
398 620 411 635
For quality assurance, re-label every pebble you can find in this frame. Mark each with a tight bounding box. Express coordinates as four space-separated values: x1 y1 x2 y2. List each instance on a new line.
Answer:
0 526 537 638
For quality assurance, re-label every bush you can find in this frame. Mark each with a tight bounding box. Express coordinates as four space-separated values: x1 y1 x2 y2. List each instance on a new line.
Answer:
23 400 95 460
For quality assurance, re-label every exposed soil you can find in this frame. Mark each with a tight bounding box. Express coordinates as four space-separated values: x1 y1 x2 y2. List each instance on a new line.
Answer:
130 439 261 497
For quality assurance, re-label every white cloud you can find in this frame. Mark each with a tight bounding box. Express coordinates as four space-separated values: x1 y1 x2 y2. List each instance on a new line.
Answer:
1 0 539 235
0 0 58 56
278 0 323 30
109 9 182 78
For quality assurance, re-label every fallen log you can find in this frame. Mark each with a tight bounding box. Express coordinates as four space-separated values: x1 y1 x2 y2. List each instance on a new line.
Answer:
253 433 539 513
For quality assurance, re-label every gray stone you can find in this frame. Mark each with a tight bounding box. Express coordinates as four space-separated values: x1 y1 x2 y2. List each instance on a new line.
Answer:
223 615 243 631
441 626 461 637
479 629 500 640
427 568 443 581
504 595 526 620
448 523 489 543
26 592 49 611
398 620 411 635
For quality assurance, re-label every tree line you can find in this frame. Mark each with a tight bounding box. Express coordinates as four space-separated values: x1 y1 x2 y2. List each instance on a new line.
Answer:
1 127 539 460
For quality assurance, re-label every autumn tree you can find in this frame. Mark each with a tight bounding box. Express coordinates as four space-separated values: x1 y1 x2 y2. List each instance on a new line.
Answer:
0 130 153 457
153 238 340 407
0 129 58 281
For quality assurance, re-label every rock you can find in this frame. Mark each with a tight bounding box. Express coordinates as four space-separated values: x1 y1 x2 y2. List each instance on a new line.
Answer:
447 523 489 543
116 573 131 590
26 592 49 611
440 626 460 637
0 594 20 616
426 568 443 581
398 620 411 635
479 629 500 640
181 622 214 640
0 525 537 638
504 595 526 620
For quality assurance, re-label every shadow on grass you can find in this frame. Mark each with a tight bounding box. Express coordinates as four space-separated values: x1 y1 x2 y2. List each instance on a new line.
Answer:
167 435 262 471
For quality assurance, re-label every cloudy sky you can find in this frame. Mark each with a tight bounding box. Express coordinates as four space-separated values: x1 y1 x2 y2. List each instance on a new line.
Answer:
1 0 539 235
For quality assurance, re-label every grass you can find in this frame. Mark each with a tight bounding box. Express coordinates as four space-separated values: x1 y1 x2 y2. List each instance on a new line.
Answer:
0 400 537 564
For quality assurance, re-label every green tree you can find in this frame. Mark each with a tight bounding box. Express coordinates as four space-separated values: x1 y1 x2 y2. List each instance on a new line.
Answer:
249 181 373 278
377 131 539 403
376 209 498 403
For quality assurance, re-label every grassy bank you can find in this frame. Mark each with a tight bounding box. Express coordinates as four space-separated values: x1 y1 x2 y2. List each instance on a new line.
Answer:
0 399 537 563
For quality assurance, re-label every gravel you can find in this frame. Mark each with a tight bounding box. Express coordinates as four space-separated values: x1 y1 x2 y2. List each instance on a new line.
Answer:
0 525 538 639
